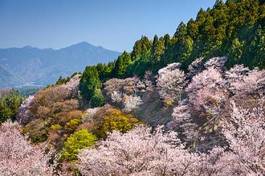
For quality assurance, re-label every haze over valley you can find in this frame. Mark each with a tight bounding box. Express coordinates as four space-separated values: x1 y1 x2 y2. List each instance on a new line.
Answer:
0 42 120 88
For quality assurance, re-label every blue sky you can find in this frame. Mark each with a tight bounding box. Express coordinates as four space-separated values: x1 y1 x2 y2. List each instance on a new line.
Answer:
0 0 216 51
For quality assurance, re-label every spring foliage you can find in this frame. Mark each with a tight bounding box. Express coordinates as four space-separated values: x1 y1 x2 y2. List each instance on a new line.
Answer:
0 90 22 123
78 99 265 175
79 0 265 107
61 129 97 161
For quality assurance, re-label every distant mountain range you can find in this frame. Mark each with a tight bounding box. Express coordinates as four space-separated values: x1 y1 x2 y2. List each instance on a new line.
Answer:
0 42 120 88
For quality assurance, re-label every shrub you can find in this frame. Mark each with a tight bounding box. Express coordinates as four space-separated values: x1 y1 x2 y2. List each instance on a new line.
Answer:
29 86 72 115
65 118 81 133
23 118 48 143
51 99 79 114
50 124 62 131
55 110 83 126
93 107 141 138
61 129 97 161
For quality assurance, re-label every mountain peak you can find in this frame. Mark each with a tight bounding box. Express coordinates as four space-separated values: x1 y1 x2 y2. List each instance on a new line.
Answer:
22 45 35 49
0 42 120 88
67 42 94 49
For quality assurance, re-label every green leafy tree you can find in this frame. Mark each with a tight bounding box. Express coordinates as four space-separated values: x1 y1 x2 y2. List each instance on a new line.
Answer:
228 38 245 65
174 22 187 39
247 25 265 67
90 89 105 108
93 108 141 138
175 36 194 67
80 66 101 100
61 129 97 161
151 35 165 64
96 62 114 81
131 36 152 59
0 90 23 123
113 51 132 78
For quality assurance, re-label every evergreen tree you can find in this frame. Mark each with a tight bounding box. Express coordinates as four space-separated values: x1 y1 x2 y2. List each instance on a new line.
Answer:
151 35 165 64
131 36 151 59
113 52 132 78
80 66 101 100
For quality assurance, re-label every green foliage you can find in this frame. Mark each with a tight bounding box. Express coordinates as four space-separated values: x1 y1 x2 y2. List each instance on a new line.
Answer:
23 118 48 143
79 0 265 107
61 129 97 161
96 62 114 81
0 90 23 123
17 87 40 96
50 124 63 131
65 118 81 133
131 36 152 59
79 65 106 107
55 76 70 85
228 38 245 64
80 66 101 100
113 51 132 78
90 89 105 108
151 35 165 64
93 108 141 138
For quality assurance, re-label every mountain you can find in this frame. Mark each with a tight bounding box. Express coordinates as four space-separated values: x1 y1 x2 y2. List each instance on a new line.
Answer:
0 65 23 88
0 42 120 88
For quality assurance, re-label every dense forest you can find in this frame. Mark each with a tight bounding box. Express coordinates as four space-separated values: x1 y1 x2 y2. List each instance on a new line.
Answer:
80 0 265 107
1 0 265 175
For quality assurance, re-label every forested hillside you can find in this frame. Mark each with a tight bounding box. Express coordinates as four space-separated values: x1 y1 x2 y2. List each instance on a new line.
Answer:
1 0 265 175
80 0 265 107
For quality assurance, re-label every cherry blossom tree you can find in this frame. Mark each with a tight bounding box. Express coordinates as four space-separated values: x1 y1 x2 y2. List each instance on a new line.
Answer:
78 121 265 176
123 95 143 112
78 126 200 176
0 121 53 176
104 77 146 112
157 63 186 105
225 65 265 95
221 100 265 175
187 57 205 79
186 66 227 114
77 95 265 175
16 95 34 124
204 57 227 70
170 99 199 145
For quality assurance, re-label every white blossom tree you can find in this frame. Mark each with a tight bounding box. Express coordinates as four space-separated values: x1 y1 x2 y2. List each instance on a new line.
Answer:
157 63 186 105
204 57 227 70
78 126 200 176
186 66 227 114
123 95 143 112
170 99 199 145
225 65 265 95
16 95 35 124
0 121 53 176
78 121 265 176
221 100 265 175
187 57 205 79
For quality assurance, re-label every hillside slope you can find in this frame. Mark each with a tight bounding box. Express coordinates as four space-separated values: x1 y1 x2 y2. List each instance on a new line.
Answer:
0 65 23 88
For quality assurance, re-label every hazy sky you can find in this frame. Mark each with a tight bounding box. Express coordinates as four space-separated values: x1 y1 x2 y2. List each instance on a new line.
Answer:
0 0 216 51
